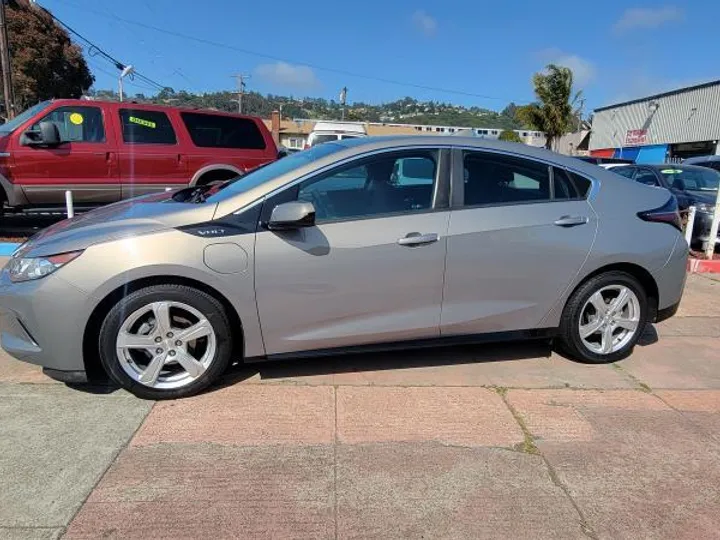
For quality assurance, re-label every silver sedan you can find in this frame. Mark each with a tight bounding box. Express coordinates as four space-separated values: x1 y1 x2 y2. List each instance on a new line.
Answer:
0 137 688 399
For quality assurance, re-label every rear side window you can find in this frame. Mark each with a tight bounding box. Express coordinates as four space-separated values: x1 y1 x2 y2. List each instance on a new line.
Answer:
181 112 266 150
119 109 176 144
566 171 592 198
312 134 339 145
612 166 636 179
463 151 551 206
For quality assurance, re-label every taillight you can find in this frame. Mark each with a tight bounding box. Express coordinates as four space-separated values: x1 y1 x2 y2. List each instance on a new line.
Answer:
637 197 682 231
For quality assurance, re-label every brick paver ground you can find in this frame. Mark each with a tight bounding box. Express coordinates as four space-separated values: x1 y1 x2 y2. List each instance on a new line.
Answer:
1 272 719 539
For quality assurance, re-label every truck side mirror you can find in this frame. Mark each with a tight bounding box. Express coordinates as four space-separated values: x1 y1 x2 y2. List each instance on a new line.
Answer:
20 121 61 147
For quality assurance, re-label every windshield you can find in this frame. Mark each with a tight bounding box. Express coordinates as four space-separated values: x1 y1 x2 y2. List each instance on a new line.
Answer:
0 101 51 134
660 167 719 192
206 142 347 202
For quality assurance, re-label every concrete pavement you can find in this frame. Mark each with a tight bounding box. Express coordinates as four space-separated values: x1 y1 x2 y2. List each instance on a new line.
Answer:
0 272 719 538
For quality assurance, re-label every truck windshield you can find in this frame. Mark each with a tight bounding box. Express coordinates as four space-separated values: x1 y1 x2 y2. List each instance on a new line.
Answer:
0 101 51 135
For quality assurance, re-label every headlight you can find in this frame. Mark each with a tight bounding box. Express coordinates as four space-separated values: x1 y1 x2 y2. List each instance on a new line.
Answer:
695 203 715 215
5 251 83 283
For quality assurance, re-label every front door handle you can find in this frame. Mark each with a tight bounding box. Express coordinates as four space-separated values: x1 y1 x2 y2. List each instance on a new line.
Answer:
554 215 588 227
397 232 439 246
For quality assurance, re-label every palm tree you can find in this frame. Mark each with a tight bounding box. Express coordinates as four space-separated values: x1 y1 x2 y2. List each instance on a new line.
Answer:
518 64 583 151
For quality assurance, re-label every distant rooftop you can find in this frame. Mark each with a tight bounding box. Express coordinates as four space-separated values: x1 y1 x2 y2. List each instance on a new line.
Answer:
595 79 720 112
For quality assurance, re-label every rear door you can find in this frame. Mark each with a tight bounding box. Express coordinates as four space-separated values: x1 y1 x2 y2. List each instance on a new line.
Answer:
11 104 120 205
440 148 597 335
117 108 188 198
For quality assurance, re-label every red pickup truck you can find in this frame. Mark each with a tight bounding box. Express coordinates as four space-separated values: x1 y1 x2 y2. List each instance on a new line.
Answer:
0 99 280 214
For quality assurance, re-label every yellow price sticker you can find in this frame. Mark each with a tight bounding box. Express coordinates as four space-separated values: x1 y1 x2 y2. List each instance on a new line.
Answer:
69 112 84 125
129 116 156 129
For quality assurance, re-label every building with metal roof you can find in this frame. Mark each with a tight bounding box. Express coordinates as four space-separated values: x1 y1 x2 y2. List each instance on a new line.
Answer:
589 80 720 163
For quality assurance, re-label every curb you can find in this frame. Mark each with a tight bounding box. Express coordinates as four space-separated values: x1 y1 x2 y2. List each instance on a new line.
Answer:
688 258 720 274
0 243 20 256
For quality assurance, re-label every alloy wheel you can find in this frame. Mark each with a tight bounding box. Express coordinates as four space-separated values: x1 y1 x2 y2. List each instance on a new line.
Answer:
115 301 217 389
578 285 641 355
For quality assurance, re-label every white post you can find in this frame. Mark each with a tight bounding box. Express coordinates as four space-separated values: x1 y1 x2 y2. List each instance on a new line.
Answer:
704 187 720 259
65 190 74 219
685 206 696 245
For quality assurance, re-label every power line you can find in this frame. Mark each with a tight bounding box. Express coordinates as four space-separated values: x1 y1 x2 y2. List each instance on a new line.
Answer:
32 2 167 92
57 0 530 103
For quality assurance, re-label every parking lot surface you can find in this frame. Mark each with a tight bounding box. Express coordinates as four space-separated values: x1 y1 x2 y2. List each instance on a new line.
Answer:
1 272 719 539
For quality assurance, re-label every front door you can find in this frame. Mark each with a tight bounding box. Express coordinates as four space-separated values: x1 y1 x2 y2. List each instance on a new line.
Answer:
254 149 451 355
441 149 597 335
12 104 120 205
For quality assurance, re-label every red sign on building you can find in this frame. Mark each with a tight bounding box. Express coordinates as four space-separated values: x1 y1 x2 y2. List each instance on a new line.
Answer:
625 129 648 146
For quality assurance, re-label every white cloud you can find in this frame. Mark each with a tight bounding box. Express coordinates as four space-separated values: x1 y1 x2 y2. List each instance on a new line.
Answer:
537 48 596 88
412 10 437 37
255 62 320 90
613 6 683 33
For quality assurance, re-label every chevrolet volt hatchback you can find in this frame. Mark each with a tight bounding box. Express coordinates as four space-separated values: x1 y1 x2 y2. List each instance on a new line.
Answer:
0 137 688 399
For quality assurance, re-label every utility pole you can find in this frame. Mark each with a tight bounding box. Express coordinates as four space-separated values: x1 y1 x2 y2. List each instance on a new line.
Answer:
231 73 250 114
339 87 347 121
0 0 15 120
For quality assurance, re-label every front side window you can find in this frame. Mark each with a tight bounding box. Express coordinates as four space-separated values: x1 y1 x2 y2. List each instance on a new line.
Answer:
32 106 105 143
181 112 266 149
119 109 176 144
463 151 551 206
296 152 438 222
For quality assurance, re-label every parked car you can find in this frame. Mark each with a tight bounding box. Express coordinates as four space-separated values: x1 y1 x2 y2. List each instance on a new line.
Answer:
610 164 719 246
576 156 634 165
0 137 687 399
0 99 280 215
683 155 720 172
305 121 367 148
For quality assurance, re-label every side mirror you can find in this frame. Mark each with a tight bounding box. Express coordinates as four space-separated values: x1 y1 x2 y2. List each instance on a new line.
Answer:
277 147 289 159
267 201 315 230
21 121 61 147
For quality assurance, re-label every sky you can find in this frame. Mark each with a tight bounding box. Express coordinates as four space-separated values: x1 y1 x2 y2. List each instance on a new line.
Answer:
40 0 720 114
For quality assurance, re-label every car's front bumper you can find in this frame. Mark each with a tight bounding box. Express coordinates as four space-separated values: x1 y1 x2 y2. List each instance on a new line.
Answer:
0 268 89 373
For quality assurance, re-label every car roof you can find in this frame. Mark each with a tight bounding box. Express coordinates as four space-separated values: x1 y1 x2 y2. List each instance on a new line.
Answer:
330 135 603 170
684 155 720 164
48 98 263 120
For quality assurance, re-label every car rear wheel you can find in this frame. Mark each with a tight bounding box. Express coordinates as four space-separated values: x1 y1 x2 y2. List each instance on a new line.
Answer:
557 271 648 363
99 284 233 399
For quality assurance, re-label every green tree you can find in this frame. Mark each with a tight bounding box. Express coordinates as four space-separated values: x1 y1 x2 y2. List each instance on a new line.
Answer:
498 129 522 143
5 0 94 112
517 64 581 151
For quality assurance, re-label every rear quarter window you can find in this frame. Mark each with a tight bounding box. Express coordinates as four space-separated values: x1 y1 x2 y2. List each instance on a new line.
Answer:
181 112 266 150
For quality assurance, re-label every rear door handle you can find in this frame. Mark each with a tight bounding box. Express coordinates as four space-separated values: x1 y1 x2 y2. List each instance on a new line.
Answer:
554 215 588 227
397 232 439 246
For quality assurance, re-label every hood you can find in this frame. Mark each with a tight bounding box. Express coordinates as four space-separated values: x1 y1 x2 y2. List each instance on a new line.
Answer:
20 191 218 257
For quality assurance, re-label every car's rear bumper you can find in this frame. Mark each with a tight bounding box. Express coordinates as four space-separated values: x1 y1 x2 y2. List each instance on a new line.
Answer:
654 233 689 313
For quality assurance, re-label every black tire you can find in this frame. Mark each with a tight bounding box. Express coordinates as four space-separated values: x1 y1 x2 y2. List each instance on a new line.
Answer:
557 271 648 364
99 284 233 399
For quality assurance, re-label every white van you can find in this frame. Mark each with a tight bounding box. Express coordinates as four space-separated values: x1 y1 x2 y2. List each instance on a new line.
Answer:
306 122 367 148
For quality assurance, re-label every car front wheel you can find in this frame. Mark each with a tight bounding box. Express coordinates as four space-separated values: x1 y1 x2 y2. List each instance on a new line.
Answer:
558 271 648 363
99 284 233 399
